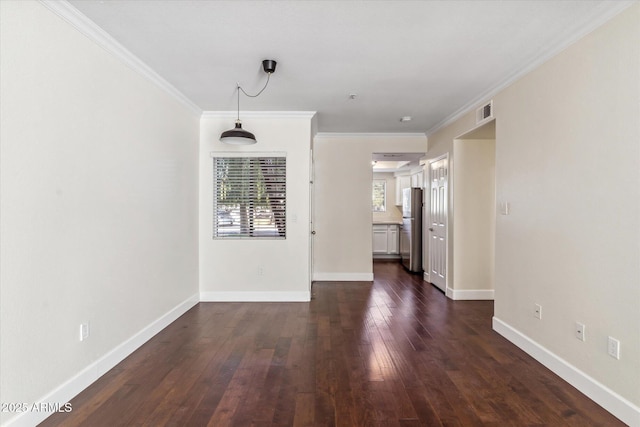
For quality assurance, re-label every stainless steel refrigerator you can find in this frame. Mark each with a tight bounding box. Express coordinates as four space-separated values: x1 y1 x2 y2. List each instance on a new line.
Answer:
400 187 423 273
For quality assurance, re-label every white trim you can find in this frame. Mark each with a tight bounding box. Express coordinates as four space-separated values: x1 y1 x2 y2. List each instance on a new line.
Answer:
492 317 640 427
445 287 494 300
38 1 201 115
200 291 310 302
313 272 374 282
423 271 430 282
314 132 427 139
202 111 316 119
426 1 635 137
3 294 199 427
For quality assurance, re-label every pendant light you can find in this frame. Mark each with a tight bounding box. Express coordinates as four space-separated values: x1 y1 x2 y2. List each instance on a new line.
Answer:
219 87 257 145
220 60 277 145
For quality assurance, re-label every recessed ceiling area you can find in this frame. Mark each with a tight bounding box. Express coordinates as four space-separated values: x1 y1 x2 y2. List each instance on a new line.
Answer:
67 1 632 134
372 153 425 173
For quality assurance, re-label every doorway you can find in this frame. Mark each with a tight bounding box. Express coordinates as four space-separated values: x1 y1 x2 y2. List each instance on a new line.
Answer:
426 119 496 299
371 152 425 261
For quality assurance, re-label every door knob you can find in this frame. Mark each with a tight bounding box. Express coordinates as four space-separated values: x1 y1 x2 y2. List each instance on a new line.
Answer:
429 227 434 231
311 230 316 235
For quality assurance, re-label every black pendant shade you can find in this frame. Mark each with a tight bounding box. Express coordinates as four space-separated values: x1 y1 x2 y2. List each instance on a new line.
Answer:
219 121 256 145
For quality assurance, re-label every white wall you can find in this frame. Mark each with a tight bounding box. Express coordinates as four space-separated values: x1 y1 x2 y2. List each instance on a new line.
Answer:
313 134 427 281
493 4 639 414
452 139 495 295
372 172 403 223
199 113 314 301
0 2 200 425
427 4 639 423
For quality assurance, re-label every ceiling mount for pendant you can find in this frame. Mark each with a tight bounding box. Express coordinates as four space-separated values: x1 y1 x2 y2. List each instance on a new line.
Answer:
219 59 277 145
262 59 277 74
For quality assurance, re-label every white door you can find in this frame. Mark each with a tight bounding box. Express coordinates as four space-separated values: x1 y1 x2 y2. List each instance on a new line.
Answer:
428 156 448 292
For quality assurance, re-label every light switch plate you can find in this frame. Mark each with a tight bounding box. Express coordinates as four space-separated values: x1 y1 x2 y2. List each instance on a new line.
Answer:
500 201 510 215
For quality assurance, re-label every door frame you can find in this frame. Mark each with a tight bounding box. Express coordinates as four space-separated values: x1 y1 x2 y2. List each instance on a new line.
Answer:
309 147 315 292
425 153 449 293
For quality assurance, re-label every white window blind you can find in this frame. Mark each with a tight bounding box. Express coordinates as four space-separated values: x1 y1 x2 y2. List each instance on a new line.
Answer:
213 156 286 239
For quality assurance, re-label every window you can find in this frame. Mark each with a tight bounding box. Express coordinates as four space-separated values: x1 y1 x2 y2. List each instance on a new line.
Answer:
372 180 386 212
213 155 286 239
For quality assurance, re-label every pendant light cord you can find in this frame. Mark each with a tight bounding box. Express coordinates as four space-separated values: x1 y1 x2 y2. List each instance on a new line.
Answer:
238 72 272 98
236 85 240 121
234 66 274 122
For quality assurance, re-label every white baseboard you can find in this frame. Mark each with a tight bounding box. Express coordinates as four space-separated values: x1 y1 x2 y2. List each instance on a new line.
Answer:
372 254 401 260
200 291 310 302
313 272 374 281
493 317 640 427
446 287 494 300
3 294 199 427
423 271 430 282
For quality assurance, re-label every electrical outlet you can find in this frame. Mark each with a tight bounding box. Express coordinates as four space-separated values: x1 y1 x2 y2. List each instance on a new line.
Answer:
607 336 620 359
575 322 585 341
534 304 542 319
79 322 90 341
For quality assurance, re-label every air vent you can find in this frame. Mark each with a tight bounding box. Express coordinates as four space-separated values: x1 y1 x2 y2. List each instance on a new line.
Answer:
476 100 493 124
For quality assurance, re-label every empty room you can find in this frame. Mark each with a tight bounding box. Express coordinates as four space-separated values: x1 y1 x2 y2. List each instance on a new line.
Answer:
1 1 638 426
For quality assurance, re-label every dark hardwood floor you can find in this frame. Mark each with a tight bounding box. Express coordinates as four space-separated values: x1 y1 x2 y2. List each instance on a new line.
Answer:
40 261 623 426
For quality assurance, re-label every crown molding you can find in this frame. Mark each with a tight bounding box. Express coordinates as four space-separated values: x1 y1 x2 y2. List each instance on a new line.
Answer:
425 0 635 137
202 111 316 119
39 0 202 116
314 132 427 139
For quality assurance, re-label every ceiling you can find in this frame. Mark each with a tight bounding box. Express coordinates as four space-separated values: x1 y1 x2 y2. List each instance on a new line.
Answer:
67 1 631 134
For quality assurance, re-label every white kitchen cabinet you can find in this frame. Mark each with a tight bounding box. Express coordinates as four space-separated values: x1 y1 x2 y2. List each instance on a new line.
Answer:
395 175 411 205
373 225 388 254
373 224 400 255
387 225 399 254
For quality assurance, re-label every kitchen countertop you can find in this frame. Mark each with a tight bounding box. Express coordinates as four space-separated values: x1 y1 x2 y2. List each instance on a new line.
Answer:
373 221 402 225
